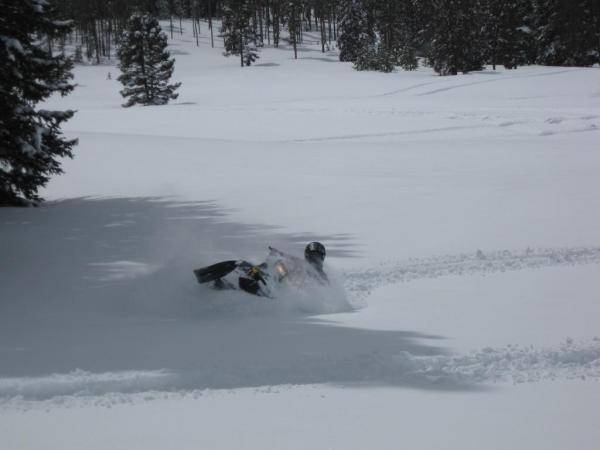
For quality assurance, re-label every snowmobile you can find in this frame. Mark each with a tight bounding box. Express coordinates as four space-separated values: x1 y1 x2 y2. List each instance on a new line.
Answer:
193 243 328 298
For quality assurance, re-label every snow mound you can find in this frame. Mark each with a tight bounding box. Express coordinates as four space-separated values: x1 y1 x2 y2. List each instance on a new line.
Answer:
414 338 600 385
0 369 172 400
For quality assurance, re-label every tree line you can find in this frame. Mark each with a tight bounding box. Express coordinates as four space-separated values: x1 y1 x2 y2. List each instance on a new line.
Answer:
48 0 599 72
338 0 600 74
2 0 599 206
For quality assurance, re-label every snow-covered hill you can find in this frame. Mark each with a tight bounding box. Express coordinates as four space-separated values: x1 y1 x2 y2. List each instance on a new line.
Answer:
1 21 600 450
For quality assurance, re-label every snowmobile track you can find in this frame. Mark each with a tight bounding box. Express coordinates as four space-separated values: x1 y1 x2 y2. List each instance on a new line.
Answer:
343 246 600 303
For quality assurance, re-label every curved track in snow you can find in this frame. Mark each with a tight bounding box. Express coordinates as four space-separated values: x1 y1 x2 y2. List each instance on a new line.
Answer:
343 246 600 303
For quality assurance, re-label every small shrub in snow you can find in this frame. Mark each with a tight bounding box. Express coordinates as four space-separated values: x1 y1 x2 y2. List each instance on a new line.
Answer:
73 45 83 64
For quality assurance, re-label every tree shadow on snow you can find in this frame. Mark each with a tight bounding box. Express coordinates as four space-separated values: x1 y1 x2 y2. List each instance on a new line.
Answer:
0 197 480 398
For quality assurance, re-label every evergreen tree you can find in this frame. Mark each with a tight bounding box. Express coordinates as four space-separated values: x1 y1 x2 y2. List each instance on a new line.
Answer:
221 0 260 66
463 0 487 71
481 0 528 69
412 0 437 56
117 14 181 107
353 42 395 72
284 0 303 59
427 0 486 75
74 45 84 63
0 0 77 206
534 0 598 66
242 37 260 66
515 0 538 65
396 0 420 70
222 1 242 55
375 0 419 70
593 0 600 63
338 0 373 62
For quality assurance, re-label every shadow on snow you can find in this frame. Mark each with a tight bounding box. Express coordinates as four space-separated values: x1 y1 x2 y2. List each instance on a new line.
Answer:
0 197 478 397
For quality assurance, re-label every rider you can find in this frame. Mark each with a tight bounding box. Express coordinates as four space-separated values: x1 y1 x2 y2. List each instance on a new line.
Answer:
304 241 328 281
235 242 328 295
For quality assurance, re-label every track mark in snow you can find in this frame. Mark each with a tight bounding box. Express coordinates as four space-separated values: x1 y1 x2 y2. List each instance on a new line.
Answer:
498 120 527 127
378 80 444 97
284 124 492 143
0 370 171 400
403 338 600 385
539 124 599 137
343 246 600 303
418 68 583 96
1 339 598 406
87 261 160 281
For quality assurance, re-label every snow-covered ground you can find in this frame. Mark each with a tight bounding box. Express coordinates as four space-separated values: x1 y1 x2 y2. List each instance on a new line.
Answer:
1 22 600 449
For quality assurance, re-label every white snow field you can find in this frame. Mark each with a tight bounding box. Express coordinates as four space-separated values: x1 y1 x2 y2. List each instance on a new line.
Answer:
2 22 600 450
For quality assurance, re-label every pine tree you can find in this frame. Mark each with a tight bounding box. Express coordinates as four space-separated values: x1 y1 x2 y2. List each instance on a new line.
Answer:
74 45 84 63
0 0 77 206
221 0 260 66
398 0 420 70
375 0 419 71
353 42 395 72
117 14 181 107
338 0 373 63
534 0 598 67
222 1 243 56
482 0 531 69
427 0 486 75
592 0 600 64
515 0 538 65
285 0 303 60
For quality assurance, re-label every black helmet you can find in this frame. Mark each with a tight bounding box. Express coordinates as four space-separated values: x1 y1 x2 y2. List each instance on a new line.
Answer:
305 242 326 267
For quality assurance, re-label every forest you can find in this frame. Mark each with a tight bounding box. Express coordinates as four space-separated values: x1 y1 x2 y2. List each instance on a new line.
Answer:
50 0 600 72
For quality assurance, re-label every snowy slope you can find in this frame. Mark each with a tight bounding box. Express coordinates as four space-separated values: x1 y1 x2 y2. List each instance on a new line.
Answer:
1 21 600 450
